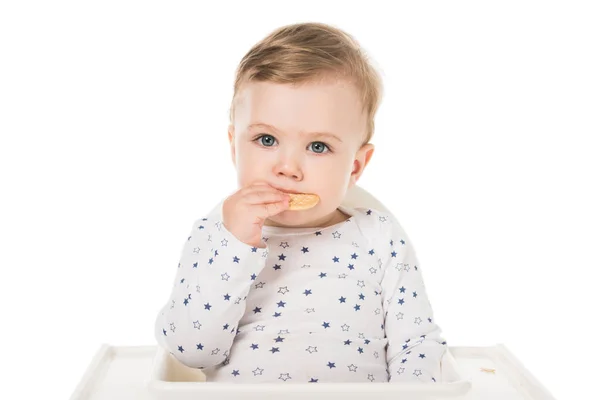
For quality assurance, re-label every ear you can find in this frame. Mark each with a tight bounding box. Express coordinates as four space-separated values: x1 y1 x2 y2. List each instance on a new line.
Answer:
349 143 375 188
228 124 236 167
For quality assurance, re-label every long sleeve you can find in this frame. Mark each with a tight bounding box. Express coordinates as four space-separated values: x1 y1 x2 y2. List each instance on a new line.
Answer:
379 217 448 383
154 204 269 369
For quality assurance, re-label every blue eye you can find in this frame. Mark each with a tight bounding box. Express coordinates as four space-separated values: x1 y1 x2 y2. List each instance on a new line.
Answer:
258 135 276 147
309 142 330 154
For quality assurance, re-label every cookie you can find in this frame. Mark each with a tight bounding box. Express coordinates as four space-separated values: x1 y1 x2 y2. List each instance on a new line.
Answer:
287 193 320 210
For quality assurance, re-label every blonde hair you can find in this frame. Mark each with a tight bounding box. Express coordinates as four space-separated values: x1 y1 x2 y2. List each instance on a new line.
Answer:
229 22 384 145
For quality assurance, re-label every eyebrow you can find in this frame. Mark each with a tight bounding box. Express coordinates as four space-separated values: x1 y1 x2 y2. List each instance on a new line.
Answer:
247 123 343 143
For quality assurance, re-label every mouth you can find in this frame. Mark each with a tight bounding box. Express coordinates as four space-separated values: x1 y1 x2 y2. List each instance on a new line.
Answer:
273 187 304 194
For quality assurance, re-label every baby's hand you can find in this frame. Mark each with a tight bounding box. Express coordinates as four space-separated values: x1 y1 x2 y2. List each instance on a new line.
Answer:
222 182 289 248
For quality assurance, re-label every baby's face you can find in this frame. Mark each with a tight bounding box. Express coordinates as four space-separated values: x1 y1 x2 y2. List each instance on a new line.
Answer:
228 78 374 228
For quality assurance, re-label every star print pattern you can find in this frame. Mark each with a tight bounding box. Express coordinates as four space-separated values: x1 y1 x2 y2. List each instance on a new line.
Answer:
155 203 447 383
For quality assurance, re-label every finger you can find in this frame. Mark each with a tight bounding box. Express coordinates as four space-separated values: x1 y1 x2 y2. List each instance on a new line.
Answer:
245 190 289 205
250 199 290 220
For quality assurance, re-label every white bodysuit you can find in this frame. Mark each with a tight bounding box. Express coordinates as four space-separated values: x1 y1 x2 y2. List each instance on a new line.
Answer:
154 202 448 383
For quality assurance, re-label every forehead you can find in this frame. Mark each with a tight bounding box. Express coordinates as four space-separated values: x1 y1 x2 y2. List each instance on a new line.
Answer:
234 80 366 138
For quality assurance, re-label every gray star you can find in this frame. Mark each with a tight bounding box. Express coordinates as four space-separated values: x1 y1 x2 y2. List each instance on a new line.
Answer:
278 329 290 335
413 369 422 377
352 242 359 248
170 322 176 332
170 300 175 309
196 285 201 293
255 282 265 289
279 373 292 381
379 216 387 222
280 242 290 248
278 286 290 295
397 367 406 375
374 308 381 315
253 367 264 376
221 239 228 247
254 325 265 331
221 273 230 281
193 247 201 253
301 264 311 268
341 324 350 331
234 296 242 304
357 280 365 288
305 308 316 313
211 348 220 355
306 346 318 354
338 273 347 279
369 267 377 274
215 221 222 230
374 351 379 359
396 312 404 320
368 373 375 382
414 317 423 325
332 231 342 239
348 364 358 372
207 234 212 242
193 321 201 329
358 332 365 339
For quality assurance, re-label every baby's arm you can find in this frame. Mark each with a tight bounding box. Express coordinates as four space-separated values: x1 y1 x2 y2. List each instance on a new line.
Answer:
154 214 268 369
379 219 448 383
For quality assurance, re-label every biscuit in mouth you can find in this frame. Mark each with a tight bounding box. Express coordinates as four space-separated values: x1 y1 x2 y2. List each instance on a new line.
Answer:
287 193 320 210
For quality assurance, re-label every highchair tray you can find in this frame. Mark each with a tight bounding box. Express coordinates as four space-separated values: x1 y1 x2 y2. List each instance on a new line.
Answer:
69 344 556 400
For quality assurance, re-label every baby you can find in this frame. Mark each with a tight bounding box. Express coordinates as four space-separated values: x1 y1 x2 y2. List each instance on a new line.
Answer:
155 22 448 384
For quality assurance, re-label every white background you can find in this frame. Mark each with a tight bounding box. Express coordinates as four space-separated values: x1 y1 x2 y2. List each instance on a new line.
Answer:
1 1 598 399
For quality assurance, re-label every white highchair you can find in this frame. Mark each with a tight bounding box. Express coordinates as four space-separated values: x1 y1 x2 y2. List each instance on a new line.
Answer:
69 185 557 400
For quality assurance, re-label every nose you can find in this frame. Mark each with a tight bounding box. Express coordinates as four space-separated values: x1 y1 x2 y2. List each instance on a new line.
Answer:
273 151 303 181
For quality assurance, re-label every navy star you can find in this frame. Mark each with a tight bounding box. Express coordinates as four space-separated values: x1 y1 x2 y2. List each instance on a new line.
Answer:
391 251 397 258
278 253 286 261
398 298 405 305
270 347 280 354
232 370 240 376
250 343 259 350
303 289 312 296
301 247 309 253
399 286 406 293
178 345 184 353
315 231 322 236
319 272 327 278
366 210 372 215
192 262 198 268
224 293 231 301
357 347 364 354
196 343 204 350
180 278 185 283
251 247 257 252
347 263 354 270
364 339 371 345
273 312 282 317
183 298 189 306
354 304 361 311
322 321 330 328
309 378 319 382
277 300 286 308
204 303 212 310
338 296 346 303
233 256 240 263
273 264 282 270
413 291 418 298
344 339 352 345
274 336 285 343
223 323 229 330
162 329 167 336
327 361 336 369
332 256 340 263
358 293 365 300
390 240 394 245
253 306 262 314
250 273 257 280
369 249 375 255
351 253 358 259
419 353 426 359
